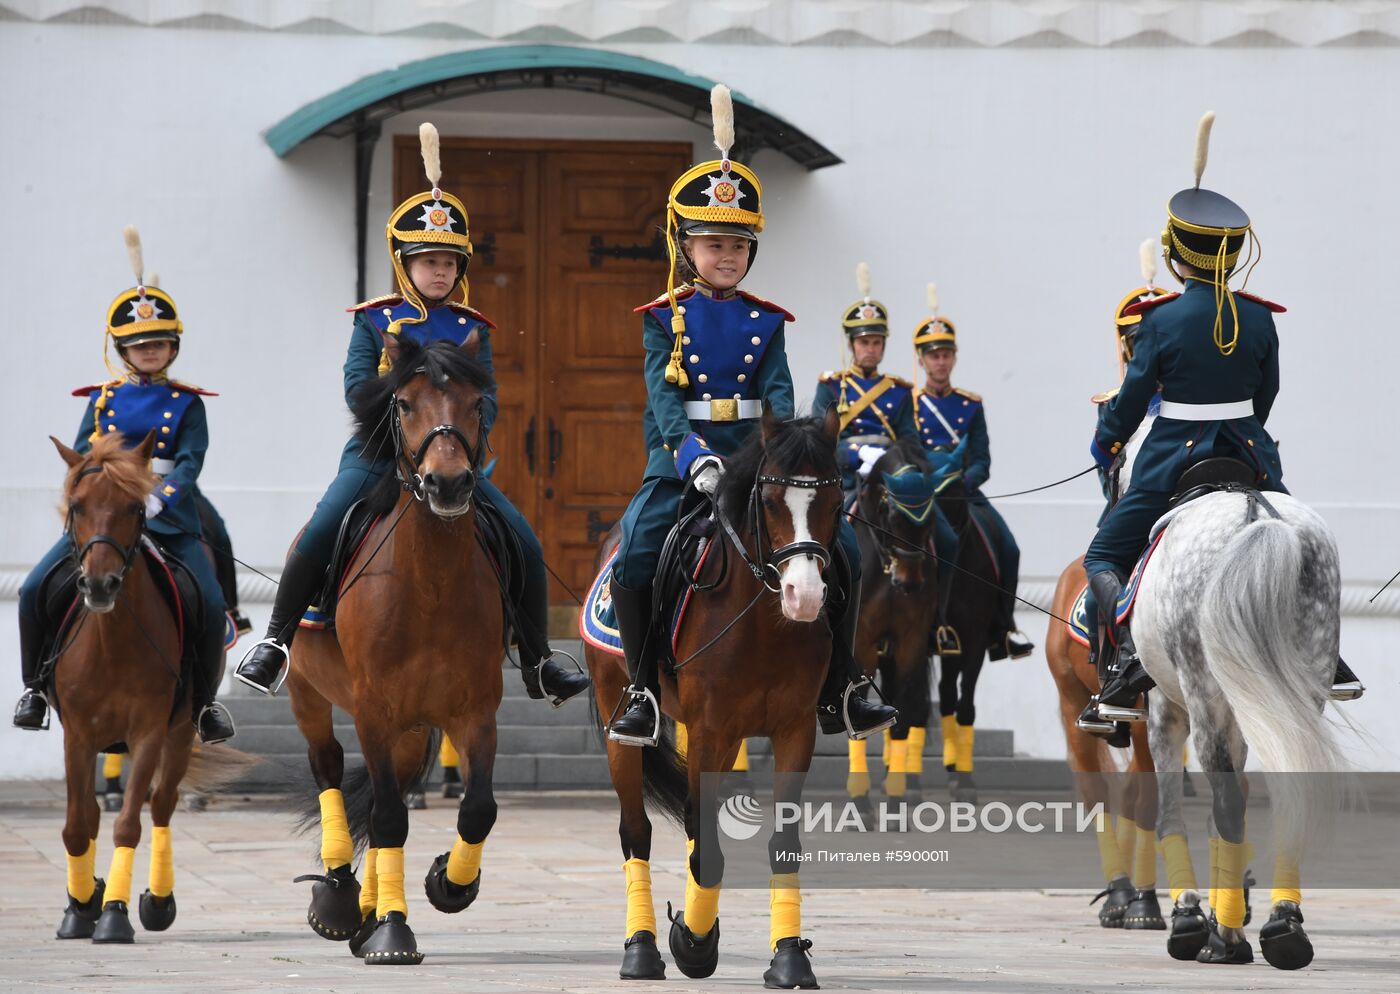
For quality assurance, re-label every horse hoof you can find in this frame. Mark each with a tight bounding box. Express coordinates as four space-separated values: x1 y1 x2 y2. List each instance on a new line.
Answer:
1197 927 1254 965
138 890 177 931
906 773 923 806
763 936 818 989
423 852 480 913
302 864 362 941
620 930 666 979
361 911 424 965
349 912 378 958
441 782 463 799
103 792 123 813
183 791 209 813
1166 903 1211 959
668 910 720 979
1122 889 1166 930
56 880 105 939
92 901 135 944
405 790 427 811
948 773 977 804
1094 876 1134 928
1260 903 1313 970
884 770 907 799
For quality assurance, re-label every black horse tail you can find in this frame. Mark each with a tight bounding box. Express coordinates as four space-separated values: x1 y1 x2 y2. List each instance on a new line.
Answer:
588 685 688 827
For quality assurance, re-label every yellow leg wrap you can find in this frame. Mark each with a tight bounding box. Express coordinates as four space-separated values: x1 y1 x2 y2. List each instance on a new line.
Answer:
675 722 688 759
446 836 484 887
954 724 975 774
885 738 908 797
318 788 354 870
359 848 379 918
769 873 801 951
882 728 891 767
1214 839 1248 929
733 740 750 773
1115 816 1137 866
623 858 657 938
106 845 136 905
1161 833 1198 904
906 726 926 775
940 715 957 769
376 846 408 918
67 839 97 903
683 843 721 937
103 752 123 780
1271 852 1302 907
1096 820 1129 882
1208 835 1220 909
439 735 460 768
149 826 174 898
847 739 870 797
1132 826 1156 889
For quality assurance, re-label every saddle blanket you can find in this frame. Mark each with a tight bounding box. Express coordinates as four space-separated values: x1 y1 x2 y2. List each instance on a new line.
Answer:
579 540 716 658
1067 529 1167 648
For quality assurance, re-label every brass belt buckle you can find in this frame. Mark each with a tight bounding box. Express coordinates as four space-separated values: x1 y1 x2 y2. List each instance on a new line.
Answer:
709 399 739 422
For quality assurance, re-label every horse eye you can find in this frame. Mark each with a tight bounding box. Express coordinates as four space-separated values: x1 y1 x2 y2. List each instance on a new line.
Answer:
129 503 142 515
397 398 411 414
70 503 85 516
762 496 779 514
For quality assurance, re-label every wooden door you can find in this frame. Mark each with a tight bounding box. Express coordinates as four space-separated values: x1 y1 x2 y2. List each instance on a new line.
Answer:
393 137 690 616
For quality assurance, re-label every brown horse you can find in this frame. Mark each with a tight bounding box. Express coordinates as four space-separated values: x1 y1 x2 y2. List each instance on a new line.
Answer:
584 411 845 988
47 431 246 943
1046 554 1161 929
287 339 506 965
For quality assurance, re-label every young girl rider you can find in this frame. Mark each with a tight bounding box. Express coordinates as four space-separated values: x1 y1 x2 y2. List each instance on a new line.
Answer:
235 124 588 708
13 227 236 744
606 86 898 746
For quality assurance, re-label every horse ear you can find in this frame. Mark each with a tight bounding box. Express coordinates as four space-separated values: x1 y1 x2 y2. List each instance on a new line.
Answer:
50 435 83 468
460 328 481 357
135 430 157 462
820 405 840 442
760 400 780 446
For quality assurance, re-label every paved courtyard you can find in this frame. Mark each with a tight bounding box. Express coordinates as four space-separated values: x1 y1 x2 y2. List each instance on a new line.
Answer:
2 780 1397 993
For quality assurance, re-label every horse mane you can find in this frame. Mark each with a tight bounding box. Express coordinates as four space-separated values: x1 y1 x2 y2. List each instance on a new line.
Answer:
63 432 156 513
716 416 839 525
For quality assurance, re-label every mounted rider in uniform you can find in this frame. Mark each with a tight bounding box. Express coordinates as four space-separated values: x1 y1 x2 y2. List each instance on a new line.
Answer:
235 123 589 707
911 286 1034 661
606 87 898 747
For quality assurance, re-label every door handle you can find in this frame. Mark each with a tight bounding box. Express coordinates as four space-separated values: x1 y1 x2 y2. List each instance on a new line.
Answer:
548 418 562 477
524 415 537 475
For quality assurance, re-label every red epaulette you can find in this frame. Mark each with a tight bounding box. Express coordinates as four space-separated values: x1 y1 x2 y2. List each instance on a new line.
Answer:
634 287 696 314
1122 292 1180 317
446 301 497 330
1236 291 1286 314
737 289 796 322
345 293 404 313
71 381 115 398
168 380 219 397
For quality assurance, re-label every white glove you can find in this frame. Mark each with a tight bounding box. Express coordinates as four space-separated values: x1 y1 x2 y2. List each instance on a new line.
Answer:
691 456 725 495
145 493 165 518
856 444 887 479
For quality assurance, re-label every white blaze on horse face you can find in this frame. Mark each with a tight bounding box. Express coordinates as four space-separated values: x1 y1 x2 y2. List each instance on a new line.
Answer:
780 478 826 622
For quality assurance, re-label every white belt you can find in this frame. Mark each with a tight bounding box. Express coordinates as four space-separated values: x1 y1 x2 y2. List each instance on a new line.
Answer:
684 399 763 423
1157 399 1253 421
151 457 176 475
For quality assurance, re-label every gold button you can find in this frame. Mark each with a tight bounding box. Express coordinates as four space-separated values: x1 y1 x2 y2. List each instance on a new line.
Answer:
161 426 170 434
751 336 760 345
733 393 742 400
107 425 116 432
683 336 691 345
702 392 712 400
963 400 969 406
382 308 392 316
737 374 746 383
157 442 166 450
743 354 753 364
749 310 760 319
106 409 116 417
957 417 964 423
677 305 686 315
171 391 180 398
163 411 172 419
698 373 708 383
689 354 699 364
458 317 467 325
1247 439 1254 447
1185 440 1194 447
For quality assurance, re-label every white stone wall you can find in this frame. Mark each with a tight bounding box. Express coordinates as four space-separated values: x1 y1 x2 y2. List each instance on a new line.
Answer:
1 18 1395 776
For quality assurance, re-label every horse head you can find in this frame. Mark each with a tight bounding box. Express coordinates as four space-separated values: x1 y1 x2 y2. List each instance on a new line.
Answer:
52 431 155 612
353 337 495 519
862 439 939 594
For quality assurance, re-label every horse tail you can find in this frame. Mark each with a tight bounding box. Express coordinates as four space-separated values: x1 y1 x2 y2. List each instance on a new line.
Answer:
1197 511 1344 855
181 743 262 794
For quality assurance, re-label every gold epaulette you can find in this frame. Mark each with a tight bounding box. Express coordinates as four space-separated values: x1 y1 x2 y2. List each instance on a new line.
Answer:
953 387 982 403
886 375 914 390
1091 387 1120 405
633 286 695 314
345 292 404 313
71 378 122 398
818 370 844 384
446 301 497 330
168 379 219 397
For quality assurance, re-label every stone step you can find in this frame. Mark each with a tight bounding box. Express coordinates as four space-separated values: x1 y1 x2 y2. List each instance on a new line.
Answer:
229 722 601 757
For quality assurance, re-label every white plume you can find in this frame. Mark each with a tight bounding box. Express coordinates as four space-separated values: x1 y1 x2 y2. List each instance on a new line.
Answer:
123 225 143 284
146 271 160 288
1193 111 1215 188
419 122 442 189
927 283 939 314
856 262 871 298
1139 239 1157 285
711 84 735 158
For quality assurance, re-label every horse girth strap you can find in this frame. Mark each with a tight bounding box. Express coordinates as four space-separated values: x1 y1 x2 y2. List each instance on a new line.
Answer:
838 377 896 434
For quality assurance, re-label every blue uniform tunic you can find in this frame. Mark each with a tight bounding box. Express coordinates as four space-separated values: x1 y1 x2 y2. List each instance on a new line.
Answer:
614 286 861 588
1084 280 1287 579
811 369 918 493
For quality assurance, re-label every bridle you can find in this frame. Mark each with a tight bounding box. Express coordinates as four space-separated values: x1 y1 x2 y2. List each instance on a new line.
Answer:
859 463 953 575
65 465 145 592
715 461 842 594
390 368 488 503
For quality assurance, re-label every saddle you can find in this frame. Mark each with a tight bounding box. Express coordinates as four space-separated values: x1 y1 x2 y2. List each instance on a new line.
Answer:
1170 457 1257 508
300 498 383 630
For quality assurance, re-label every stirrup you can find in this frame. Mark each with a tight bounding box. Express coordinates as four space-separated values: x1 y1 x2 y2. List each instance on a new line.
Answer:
1092 693 1146 723
1329 680 1364 702
606 687 661 748
13 690 50 731
936 625 962 657
536 647 586 709
196 703 236 745
233 638 291 696
840 677 897 741
1075 701 1118 737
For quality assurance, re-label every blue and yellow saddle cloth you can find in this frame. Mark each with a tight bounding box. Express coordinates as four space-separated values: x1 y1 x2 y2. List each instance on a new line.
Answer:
1067 530 1166 647
580 541 717 657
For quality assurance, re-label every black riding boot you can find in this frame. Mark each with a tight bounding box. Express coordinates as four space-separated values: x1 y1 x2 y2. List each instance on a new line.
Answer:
234 549 323 695
817 576 898 739
934 557 961 656
607 579 661 747
1090 570 1151 720
986 573 1034 661
13 608 49 730
192 612 235 745
514 604 590 708
1331 656 1364 701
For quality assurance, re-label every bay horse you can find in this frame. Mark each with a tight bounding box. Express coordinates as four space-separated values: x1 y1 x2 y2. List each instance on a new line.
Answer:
287 338 506 965
47 431 249 943
1046 554 1161 930
584 410 845 989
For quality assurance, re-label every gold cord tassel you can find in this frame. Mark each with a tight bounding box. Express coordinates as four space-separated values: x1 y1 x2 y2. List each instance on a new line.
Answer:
1211 235 1240 357
663 211 689 388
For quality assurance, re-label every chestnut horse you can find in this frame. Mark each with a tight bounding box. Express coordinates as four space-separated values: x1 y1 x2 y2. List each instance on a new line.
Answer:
584 411 846 989
287 339 506 965
46 432 246 944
